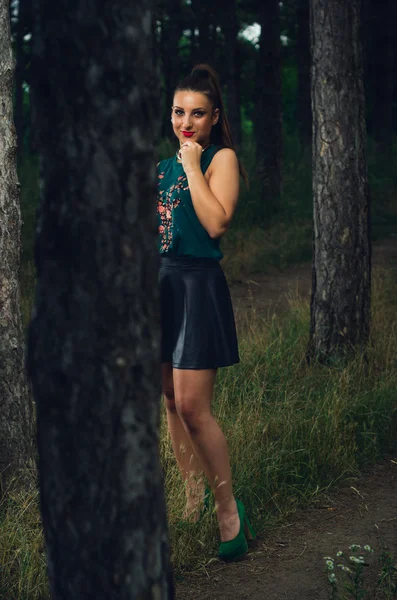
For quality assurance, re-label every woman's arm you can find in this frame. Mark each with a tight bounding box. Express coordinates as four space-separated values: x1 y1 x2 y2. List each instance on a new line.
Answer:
181 145 240 239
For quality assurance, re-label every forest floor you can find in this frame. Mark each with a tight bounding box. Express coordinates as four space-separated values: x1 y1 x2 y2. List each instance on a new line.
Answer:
176 236 397 600
231 236 397 321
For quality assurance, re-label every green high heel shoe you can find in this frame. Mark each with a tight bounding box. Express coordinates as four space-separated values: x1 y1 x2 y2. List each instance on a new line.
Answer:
218 499 256 562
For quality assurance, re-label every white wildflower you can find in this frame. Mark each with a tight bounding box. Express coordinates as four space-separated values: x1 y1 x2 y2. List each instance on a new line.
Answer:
336 550 343 557
341 565 353 573
338 564 353 573
349 544 361 551
326 560 334 570
363 545 373 553
323 556 334 562
328 573 337 584
349 556 365 564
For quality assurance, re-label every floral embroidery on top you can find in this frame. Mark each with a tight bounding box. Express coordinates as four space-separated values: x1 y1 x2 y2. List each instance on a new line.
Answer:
157 171 188 253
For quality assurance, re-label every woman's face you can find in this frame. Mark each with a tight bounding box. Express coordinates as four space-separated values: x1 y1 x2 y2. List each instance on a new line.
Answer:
171 91 219 147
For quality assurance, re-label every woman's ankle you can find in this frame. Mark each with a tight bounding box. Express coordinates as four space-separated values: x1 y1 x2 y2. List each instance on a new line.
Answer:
215 495 237 519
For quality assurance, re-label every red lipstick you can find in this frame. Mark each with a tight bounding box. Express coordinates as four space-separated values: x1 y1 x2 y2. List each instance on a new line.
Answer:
182 131 194 137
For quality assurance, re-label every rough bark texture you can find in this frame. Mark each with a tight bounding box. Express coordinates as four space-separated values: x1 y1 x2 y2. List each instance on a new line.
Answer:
0 0 33 492
28 1 173 598
296 0 312 152
255 0 282 222
309 0 371 360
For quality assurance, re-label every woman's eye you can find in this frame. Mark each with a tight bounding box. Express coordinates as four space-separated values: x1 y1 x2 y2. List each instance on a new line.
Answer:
174 110 183 116
194 112 205 117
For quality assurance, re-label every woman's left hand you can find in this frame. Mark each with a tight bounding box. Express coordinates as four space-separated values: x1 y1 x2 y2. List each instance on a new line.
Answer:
179 141 202 174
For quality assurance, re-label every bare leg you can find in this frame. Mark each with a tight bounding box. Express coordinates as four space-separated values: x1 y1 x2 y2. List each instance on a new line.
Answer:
172 368 240 542
161 363 205 521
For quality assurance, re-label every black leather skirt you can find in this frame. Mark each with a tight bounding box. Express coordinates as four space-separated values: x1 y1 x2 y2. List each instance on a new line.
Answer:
159 256 239 369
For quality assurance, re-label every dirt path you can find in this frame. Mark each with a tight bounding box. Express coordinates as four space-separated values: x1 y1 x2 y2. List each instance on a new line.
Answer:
231 236 397 320
176 460 397 600
176 237 397 600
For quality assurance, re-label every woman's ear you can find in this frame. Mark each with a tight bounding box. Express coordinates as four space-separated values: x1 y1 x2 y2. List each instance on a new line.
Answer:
212 108 220 125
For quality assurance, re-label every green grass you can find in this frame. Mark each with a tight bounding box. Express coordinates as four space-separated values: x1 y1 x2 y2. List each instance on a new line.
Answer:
2 267 397 596
164 268 397 573
0 479 47 600
221 218 313 281
18 131 397 282
3 137 396 596
323 543 397 599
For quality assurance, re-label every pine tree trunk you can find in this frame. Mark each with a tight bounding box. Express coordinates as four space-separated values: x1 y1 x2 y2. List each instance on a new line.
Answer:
255 0 282 222
309 0 371 360
0 0 34 493
191 0 217 66
296 0 311 152
221 0 242 149
27 0 173 598
161 0 182 139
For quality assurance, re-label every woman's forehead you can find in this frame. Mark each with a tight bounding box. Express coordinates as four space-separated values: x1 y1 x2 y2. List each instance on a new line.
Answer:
173 91 211 109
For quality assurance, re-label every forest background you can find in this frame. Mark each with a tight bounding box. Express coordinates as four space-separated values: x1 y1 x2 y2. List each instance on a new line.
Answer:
2 0 397 597
14 0 397 293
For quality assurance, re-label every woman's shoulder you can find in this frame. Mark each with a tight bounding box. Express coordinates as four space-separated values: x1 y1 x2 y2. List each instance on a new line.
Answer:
213 146 237 158
206 146 239 174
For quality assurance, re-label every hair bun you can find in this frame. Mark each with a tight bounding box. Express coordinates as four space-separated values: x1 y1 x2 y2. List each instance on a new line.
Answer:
191 64 212 79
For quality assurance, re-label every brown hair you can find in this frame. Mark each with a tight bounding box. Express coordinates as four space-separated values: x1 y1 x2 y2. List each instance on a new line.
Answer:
174 64 248 187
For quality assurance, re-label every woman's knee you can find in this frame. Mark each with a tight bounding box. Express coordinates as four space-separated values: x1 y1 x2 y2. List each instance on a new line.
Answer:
176 397 209 434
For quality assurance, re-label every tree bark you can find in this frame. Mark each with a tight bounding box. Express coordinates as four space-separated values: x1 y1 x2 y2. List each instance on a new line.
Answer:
221 0 242 149
0 0 34 493
191 0 217 67
296 0 311 152
160 0 182 139
309 0 371 361
255 0 282 222
28 0 173 598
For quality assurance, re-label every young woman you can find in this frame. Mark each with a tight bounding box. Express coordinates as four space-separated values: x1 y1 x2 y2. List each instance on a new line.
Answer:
157 64 255 562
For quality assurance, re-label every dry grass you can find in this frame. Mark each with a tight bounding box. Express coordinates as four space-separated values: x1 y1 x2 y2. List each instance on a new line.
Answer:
3 265 397 597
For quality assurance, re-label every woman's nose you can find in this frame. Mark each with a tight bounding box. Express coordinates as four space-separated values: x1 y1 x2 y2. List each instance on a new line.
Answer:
182 115 192 129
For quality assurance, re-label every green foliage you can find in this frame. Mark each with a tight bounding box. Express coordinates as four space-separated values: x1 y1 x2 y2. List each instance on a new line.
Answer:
3 263 397 592
17 126 397 278
324 543 397 599
164 269 397 572
221 219 312 281
0 479 48 600
11 102 397 599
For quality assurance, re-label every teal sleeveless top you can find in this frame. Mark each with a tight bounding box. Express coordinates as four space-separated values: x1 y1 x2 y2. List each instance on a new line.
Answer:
157 145 223 261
